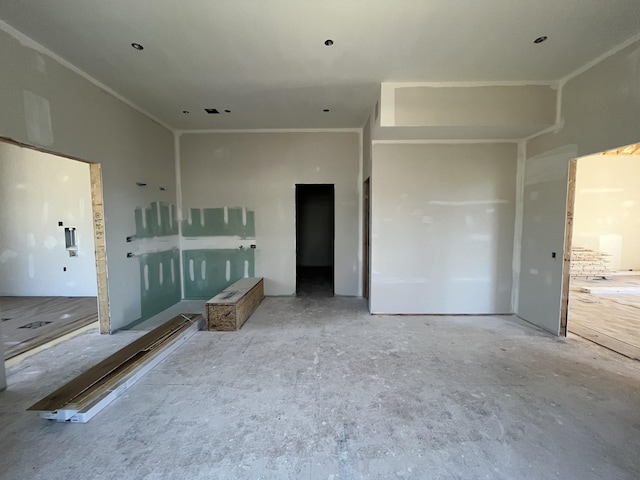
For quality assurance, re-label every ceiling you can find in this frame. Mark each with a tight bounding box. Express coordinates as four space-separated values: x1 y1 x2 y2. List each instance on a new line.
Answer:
1 0 639 131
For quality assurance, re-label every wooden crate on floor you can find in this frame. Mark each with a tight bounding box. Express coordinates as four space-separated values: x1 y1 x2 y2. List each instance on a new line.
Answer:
206 278 264 331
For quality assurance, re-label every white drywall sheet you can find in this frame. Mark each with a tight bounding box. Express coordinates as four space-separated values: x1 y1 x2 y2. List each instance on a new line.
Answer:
370 143 517 314
528 39 640 160
0 142 97 296
517 145 576 334
394 85 557 128
179 132 360 296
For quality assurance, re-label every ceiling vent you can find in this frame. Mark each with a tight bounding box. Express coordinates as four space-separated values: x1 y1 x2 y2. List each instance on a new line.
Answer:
205 108 220 114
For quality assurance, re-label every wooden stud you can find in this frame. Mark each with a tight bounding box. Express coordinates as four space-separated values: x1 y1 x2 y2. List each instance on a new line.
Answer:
28 314 202 413
601 143 640 156
90 163 110 334
560 158 577 337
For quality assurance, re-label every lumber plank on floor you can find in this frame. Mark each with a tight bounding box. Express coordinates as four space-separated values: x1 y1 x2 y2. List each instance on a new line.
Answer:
28 313 202 413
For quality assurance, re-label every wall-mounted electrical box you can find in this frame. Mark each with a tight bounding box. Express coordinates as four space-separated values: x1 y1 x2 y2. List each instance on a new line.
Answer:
65 227 78 257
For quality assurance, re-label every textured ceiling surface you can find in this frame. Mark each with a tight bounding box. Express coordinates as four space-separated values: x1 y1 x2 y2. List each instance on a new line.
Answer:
1 0 639 130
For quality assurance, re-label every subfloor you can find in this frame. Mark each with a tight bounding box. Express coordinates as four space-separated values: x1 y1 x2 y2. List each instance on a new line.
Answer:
2 297 640 479
568 275 640 360
0 296 98 360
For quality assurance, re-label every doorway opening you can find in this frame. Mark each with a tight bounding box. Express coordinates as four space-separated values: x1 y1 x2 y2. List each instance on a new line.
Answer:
0 138 109 360
562 142 640 359
363 178 370 300
295 184 335 297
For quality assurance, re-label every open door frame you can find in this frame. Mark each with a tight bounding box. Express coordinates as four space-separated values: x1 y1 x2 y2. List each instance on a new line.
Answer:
0 136 111 334
559 158 577 337
362 177 370 299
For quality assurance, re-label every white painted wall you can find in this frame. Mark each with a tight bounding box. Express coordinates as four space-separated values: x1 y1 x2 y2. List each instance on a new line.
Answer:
0 143 97 296
370 143 517 314
573 154 640 271
0 26 176 330
520 38 640 334
179 132 360 296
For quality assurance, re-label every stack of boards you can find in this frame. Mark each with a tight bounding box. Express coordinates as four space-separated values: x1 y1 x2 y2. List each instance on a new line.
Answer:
570 247 612 279
28 314 204 423
28 277 265 423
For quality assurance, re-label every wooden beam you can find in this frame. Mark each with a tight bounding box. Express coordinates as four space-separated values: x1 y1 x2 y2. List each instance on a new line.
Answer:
601 143 640 155
560 158 577 337
89 163 110 334
28 314 202 416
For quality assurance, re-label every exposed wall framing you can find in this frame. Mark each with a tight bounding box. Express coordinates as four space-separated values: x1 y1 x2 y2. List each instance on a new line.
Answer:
601 143 640 156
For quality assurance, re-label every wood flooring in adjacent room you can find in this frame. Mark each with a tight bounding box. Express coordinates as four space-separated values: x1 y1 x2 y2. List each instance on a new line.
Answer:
0 296 97 360
568 275 640 360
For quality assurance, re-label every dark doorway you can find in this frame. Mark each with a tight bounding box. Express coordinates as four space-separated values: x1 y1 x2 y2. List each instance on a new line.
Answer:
363 178 370 300
295 184 335 297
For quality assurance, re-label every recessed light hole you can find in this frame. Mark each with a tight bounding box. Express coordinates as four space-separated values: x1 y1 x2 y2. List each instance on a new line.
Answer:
324 39 334 46
182 110 190 114
534 36 548 44
323 109 330 112
224 109 231 113
131 43 144 50
205 108 220 114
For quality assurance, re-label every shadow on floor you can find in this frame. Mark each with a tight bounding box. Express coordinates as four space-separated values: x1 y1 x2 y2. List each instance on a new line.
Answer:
296 266 334 298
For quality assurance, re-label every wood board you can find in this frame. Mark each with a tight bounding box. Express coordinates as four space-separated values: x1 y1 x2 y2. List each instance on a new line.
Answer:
28 313 203 422
206 278 264 331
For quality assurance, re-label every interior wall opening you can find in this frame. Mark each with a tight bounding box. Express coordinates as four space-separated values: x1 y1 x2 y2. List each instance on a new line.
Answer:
0 138 108 360
295 184 335 297
563 142 640 359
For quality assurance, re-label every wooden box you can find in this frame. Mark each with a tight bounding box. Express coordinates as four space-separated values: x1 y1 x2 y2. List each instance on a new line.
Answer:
206 277 264 331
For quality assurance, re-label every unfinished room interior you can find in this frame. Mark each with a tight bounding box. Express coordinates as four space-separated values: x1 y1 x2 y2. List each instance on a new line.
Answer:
0 1 639 478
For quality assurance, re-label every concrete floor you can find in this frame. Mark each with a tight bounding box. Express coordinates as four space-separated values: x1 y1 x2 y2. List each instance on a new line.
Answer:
1 297 640 479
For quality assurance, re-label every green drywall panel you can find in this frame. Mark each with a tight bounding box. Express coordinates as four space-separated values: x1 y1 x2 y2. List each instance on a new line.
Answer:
135 202 178 239
139 249 181 319
182 207 255 238
183 249 255 299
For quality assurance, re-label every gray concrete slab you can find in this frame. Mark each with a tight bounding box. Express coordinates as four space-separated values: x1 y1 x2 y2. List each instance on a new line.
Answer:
1 297 640 479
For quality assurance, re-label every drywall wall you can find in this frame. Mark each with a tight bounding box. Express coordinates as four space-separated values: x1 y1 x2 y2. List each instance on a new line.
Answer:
0 25 176 330
179 132 360 296
518 146 576 335
0 143 97 296
529 39 640 160
181 206 256 300
394 85 556 128
363 115 372 181
573 154 640 271
130 201 181 320
370 143 517 314
520 38 640 334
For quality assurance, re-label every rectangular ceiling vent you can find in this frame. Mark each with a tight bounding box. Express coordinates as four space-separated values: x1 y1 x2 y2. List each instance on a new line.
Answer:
205 108 220 114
